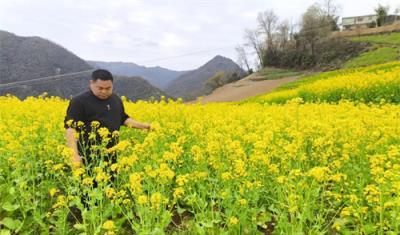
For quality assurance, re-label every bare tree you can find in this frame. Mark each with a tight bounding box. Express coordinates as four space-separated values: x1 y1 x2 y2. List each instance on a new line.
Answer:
395 6 400 21
253 58 262 71
300 3 331 56
235 45 251 73
321 0 340 17
243 28 265 68
288 20 298 41
257 10 278 50
277 20 290 50
321 0 341 31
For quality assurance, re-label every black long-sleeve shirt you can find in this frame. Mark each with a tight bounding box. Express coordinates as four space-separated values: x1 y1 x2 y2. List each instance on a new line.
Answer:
64 90 129 156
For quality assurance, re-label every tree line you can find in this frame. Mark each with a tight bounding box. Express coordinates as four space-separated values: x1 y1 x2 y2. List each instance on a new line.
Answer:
236 0 400 72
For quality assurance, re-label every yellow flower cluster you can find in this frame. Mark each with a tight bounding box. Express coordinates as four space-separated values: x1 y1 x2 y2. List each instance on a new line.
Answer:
1 75 400 233
247 61 400 104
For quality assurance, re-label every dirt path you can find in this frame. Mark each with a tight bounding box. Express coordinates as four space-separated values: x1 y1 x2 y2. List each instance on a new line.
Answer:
188 74 301 104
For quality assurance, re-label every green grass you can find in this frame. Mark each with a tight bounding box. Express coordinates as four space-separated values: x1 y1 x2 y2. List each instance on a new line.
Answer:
350 32 400 45
345 33 400 68
343 47 399 68
252 67 305 81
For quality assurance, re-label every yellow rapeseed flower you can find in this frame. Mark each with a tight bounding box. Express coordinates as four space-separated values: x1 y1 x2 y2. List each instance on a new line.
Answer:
229 216 239 225
102 220 115 230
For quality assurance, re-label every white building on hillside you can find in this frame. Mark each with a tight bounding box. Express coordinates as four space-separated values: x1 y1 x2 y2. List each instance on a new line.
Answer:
342 14 378 31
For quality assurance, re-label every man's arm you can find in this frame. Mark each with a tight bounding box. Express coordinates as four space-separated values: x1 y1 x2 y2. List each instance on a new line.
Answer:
65 128 82 165
64 98 85 166
123 117 151 130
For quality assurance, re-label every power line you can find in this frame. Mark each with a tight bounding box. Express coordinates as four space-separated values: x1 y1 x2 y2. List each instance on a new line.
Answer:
0 69 94 90
137 45 236 64
0 45 237 89
0 22 346 91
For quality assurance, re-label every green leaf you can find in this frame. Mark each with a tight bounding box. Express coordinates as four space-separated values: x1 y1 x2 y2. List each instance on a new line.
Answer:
8 187 15 195
2 202 19 212
177 206 186 215
1 217 22 230
73 223 86 231
211 219 221 224
199 221 213 228
268 204 279 214
364 223 377 234
0 229 11 235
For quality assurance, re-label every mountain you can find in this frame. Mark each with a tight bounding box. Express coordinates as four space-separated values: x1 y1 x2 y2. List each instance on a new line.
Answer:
1 72 165 101
113 75 165 101
165 55 245 100
87 61 187 90
0 30 165 101
0 30 91 84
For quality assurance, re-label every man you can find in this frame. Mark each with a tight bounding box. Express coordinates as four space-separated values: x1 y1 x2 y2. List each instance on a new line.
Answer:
64 69 151 167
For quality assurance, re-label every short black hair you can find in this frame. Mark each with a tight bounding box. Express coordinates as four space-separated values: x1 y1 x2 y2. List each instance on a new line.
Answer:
91 69 113 82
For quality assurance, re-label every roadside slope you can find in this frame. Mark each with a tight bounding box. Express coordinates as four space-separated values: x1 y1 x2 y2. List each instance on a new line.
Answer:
189 73 301 103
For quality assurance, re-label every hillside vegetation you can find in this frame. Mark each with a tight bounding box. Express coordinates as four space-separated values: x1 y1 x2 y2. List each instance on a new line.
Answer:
343 47 398 68
342 32 400 68
350 32 400 46
250 67 306 81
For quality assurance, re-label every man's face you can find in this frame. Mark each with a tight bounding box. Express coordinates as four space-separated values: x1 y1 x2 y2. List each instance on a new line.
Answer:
90 79 113 100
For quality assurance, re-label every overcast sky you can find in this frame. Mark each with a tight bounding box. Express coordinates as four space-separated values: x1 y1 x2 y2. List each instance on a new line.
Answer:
1 0 399 71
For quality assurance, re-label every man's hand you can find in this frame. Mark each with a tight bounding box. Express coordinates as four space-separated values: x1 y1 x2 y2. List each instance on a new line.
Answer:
65 128 81 168
124 118 152 130
143 123 152 130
